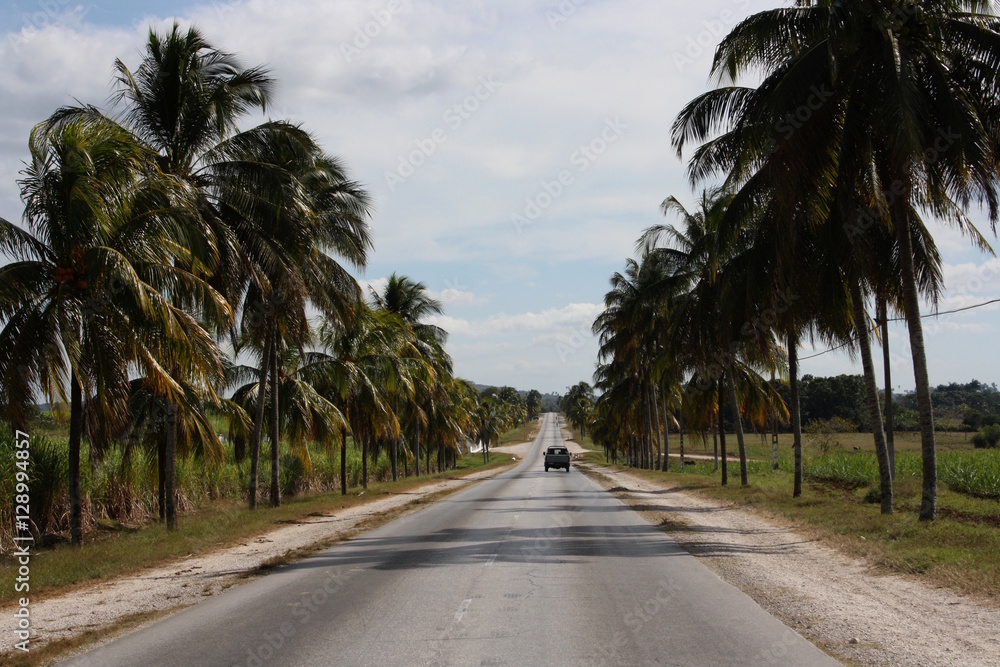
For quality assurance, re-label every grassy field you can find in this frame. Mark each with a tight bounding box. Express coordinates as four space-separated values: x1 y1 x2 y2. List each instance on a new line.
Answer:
495 419 540 445
574 427 1000 604
0 427 520 606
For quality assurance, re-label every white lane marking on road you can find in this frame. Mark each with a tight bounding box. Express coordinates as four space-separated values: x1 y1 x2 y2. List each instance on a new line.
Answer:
485 553 497 567
454 599 472 623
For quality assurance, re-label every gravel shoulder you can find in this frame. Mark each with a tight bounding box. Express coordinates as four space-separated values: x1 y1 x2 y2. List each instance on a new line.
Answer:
0 465 512 660
574 454 1000 667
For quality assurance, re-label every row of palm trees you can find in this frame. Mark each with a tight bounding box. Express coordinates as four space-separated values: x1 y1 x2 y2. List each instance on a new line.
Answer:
589 0 1000 520
0 25 526 544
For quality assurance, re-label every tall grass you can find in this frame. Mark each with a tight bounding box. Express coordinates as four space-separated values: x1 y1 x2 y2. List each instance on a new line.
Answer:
803 449 1000 499
0 422 435 552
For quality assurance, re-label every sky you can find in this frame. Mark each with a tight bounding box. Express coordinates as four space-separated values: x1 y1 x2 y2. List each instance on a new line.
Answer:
2 0 999 396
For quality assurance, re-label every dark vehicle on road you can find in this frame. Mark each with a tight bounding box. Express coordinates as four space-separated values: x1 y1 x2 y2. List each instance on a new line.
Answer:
544 446 570 472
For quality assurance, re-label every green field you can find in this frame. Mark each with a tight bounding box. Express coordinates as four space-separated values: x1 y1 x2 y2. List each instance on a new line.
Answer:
575 427 1000 603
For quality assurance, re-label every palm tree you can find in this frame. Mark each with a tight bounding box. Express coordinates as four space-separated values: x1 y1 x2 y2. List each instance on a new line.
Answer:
672 0 1000 518
228 344 346 490
370 274 446 478
641 188 787 486
68 24 373 512
310 304 417 491
0 115 225 543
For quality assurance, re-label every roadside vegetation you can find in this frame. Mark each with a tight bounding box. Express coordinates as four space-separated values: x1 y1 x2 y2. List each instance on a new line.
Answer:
579 1 1000 526
0 25 545 555
0 420 521 606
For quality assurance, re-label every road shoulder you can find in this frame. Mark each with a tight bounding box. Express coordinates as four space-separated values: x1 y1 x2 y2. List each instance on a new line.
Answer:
577 461 1000 667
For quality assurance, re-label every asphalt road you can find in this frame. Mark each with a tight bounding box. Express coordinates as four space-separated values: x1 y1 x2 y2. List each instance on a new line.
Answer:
61 413 840 667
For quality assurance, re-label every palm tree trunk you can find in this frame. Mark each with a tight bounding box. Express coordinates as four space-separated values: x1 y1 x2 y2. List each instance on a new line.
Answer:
712 424 718 472
789 331 803 498
340 426 348 495
679 414 685 469
718 381 728 486
852 284 893 514
269 337 280 508
69 372 83 545
661 397 670 472
728 370 749 487
391 437 398 482
879 298 896 479
414 427 420 478
163 399 179 530
158 434 166 522
642 385 653 470
895 213 937 521
248 332 273 510
362 435 368 489
652 385 663 471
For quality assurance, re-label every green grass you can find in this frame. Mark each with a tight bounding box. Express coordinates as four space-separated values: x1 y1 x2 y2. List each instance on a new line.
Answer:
496 420 539 445
571 426 1000 603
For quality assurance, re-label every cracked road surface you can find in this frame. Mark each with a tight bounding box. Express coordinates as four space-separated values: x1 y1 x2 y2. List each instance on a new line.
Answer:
60 414 839 666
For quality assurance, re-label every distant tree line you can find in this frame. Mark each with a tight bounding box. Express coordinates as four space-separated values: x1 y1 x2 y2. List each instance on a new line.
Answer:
769 377 1000 433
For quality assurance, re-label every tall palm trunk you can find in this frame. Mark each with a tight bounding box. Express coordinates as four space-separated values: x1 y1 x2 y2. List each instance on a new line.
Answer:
642 384 653 470
391 437 398 481
69 372 83 545
340 426 348 495
164 400 178 529
652 385 663 470
712 424 719 471
894 207 937 521
728 370 749 487
878 298 896 478
362 434 369 489
718 381 728 486
789 331 804 498
660 397 670 472
852 284 893 514
158 434 166 522
414 427 420 478
679 414 685 469
248 331 273 510
269 336 280 508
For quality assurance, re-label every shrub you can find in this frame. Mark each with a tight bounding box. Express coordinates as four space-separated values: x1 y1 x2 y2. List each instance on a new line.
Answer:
971 424 1000 449
805 416 858 456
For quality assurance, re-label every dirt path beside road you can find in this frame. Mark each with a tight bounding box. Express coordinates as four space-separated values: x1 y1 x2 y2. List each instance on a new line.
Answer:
578 461 1000 667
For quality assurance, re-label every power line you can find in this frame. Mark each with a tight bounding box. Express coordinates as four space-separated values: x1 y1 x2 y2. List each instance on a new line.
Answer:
798 297 1000 362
